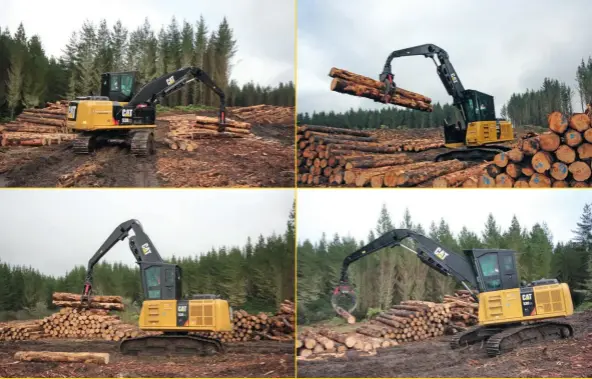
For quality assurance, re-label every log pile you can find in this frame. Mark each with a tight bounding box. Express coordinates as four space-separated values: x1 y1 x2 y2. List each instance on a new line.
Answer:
196 299 295 342
228 105 294 125
0 101 75 147
161 114 253 151
477 112 592 187
328 68 433 112
298 295 480 359
0 320 44 341
297 124 479 187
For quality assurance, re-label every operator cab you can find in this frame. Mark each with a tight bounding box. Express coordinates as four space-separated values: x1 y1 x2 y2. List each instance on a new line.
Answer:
100 71 139 102
465 249 520 292
141 263 183 300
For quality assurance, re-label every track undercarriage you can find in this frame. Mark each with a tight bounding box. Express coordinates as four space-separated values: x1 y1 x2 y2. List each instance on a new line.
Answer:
435 145 511 162
119 333 224 356
73 128 156 156
449 320 574 357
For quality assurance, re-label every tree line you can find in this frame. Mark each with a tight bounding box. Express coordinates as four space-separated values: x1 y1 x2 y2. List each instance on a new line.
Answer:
297 204 592 325
298 56 592 130
0 203 294 320
0 18 294 120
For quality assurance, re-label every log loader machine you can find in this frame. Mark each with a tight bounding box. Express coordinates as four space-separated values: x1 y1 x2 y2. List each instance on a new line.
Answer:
331 228 574 357
67 67 227 156
378 44 515 162
80 219 232 356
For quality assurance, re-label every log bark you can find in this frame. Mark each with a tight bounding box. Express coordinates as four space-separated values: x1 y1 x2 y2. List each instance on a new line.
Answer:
14 351 109 364
318 329 356 348
569 113 591 132
539 132 561 152
432 163 487 188
330 78 433 112
392 160 467 187
52 292 123 304
569 161 592 182
328 67 432 104
52 301 124 311
548 112 569 134
300 124 372 137
195 116 251 129
486 164 502 178
345 155 413 170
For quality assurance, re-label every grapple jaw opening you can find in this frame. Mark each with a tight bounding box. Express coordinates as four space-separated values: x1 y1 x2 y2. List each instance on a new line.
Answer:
331 283 358 314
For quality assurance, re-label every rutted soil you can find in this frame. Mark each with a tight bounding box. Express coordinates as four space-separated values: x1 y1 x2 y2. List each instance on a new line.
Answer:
297 310 592 378
0 112 294 188
0 339 294 377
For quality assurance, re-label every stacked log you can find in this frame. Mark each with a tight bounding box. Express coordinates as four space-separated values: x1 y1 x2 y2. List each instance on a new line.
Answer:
197 299 295 343
161 114 253 151
328 68 433 112
477 112 592 187
0 321 44 341
0 101 75 147
297 124 479 187
227 105 295 125
39 307 148 341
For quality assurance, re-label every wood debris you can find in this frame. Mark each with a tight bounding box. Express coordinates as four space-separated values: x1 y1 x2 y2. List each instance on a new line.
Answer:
297 291 479 360
160 114 253 151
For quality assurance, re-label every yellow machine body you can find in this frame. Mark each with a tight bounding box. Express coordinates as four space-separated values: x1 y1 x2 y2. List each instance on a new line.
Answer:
478 282 573 326
138 298 232 332
67 101 155 131
444 120 514 148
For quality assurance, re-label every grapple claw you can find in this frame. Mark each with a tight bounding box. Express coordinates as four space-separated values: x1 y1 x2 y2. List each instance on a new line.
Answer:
331 283 358 314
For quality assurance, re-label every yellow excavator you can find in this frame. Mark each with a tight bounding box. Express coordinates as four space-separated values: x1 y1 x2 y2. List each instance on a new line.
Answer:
67 67 226 156
80 219 232 356
378 44 515 162
332 228 574 356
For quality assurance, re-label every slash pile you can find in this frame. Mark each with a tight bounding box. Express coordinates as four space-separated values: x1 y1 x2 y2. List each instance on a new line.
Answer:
228 105 295 125
328 68 433 112
161 115 253 151
196 299 295 343
297 124 481 187
297 293 480 359
479 112 592 187
0 101 75 147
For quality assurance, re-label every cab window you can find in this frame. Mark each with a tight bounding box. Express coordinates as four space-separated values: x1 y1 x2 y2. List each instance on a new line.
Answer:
478 254 501 290
501 255 515 272
110 76 121 91
120 75 134 97
145 266 161 299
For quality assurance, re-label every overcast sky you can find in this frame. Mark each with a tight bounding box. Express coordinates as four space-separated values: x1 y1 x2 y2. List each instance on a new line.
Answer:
297 0 592 115
297 189 590 247
0 0 294 87
0 189 293 276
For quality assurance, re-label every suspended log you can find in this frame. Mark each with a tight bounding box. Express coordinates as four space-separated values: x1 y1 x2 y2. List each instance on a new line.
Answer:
330 78 433 112
334 306 356 324
52 301 124 311
328 67 432 104
52 292 123 304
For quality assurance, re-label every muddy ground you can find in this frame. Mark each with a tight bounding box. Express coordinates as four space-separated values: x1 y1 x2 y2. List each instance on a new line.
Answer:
0 113 294 188
297 310 592 378
0 339 294 378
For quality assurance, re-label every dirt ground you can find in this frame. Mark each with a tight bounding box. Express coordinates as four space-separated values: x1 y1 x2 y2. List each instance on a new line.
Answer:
0 339 294 378
297 310 592 378
0 111 294 188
